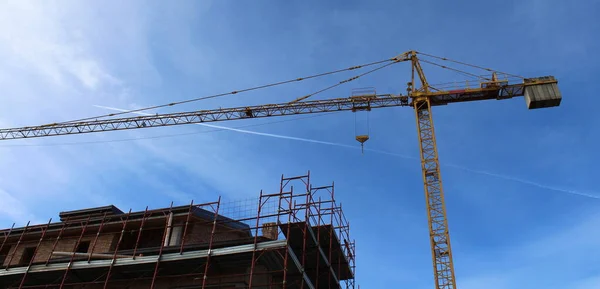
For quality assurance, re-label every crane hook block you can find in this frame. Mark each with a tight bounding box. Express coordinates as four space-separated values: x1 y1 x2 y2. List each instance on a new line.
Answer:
355 135 369 154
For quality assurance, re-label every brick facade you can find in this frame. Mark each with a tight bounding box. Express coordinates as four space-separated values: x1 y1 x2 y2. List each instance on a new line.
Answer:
185 222 250 245
0 205 286 288
2 213 250 267
2 233 117 267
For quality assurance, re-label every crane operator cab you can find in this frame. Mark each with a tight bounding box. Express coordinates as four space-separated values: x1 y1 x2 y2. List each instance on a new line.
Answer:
350 87 375 154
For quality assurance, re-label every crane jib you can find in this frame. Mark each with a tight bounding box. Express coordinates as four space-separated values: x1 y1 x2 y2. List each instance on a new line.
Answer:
0 78 559 141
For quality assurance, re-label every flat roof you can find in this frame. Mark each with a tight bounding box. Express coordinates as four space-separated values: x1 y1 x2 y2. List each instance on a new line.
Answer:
0 204 250 236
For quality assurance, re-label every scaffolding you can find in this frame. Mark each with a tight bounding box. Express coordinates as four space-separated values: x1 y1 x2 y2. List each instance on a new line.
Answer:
0 172 356 289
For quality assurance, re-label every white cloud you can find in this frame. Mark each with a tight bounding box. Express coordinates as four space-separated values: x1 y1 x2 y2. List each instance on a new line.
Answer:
0 0 289 227
0 1 118 91
0 1 163 224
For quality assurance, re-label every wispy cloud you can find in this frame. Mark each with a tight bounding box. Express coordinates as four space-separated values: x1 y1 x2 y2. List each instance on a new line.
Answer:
0 1 178 225
0 1 117 92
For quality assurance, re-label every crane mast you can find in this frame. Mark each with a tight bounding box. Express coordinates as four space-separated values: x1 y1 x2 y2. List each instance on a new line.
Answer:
415 99 455 289
0 51 562 289
408 51 457 289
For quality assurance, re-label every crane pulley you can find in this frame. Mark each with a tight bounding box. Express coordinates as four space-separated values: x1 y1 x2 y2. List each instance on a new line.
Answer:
350 87 376 154
0 50 562 289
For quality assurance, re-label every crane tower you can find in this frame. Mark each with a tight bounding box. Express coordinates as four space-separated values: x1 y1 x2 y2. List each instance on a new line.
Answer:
0 50 562 289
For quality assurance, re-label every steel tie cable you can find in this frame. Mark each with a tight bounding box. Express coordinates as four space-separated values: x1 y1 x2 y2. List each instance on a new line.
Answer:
52 58 396 125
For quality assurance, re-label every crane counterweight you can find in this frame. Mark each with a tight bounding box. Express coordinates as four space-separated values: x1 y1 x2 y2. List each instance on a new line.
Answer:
523 76 562 109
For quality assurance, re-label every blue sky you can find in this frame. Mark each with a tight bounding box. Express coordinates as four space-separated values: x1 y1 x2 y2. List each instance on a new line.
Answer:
0 0 599 288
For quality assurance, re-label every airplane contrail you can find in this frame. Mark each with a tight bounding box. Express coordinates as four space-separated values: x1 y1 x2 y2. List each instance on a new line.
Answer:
357 149 600 199
94 104 600 200
443 164 600 200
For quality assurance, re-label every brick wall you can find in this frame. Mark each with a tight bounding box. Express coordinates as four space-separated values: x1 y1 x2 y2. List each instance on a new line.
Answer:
185 222 249 245
2 233 117 267
2 216 251 268
261 222 278 240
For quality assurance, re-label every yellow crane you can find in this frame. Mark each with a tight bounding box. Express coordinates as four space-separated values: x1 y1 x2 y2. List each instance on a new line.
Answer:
0 51 561 289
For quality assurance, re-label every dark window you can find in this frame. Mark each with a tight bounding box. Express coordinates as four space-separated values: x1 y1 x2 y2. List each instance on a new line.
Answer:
20 247 36 265
76 241 90 253
0 245 11 267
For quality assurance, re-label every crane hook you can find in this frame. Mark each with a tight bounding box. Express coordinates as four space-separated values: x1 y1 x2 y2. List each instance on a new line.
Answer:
355 135 369 155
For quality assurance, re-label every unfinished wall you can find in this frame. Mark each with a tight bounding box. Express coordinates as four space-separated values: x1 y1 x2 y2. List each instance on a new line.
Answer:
184 222 249 245
262 222 278 240
2 233 117 267
2 216 251 268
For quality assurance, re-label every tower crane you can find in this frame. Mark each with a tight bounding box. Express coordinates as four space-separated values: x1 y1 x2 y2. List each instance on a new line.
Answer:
0 51 562 289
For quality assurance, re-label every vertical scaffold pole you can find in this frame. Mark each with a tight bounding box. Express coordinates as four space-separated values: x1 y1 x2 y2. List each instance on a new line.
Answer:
328 202 334 289
103 209 133 289
0 223 15 268
18 218 52 289
201 197 221 289
338 204 343 288
45 219 69 266
329 183 336 289
150 202 174 289
299 181 311 289
59 216 91 289
5 221 30 270
88 213 108 263
282 178 294 289
179 201 194 254
315 196 322 289
133 206 149 259
248 191 265 289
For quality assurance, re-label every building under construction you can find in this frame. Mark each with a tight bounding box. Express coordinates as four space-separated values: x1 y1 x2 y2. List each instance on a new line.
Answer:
0 172 355 289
